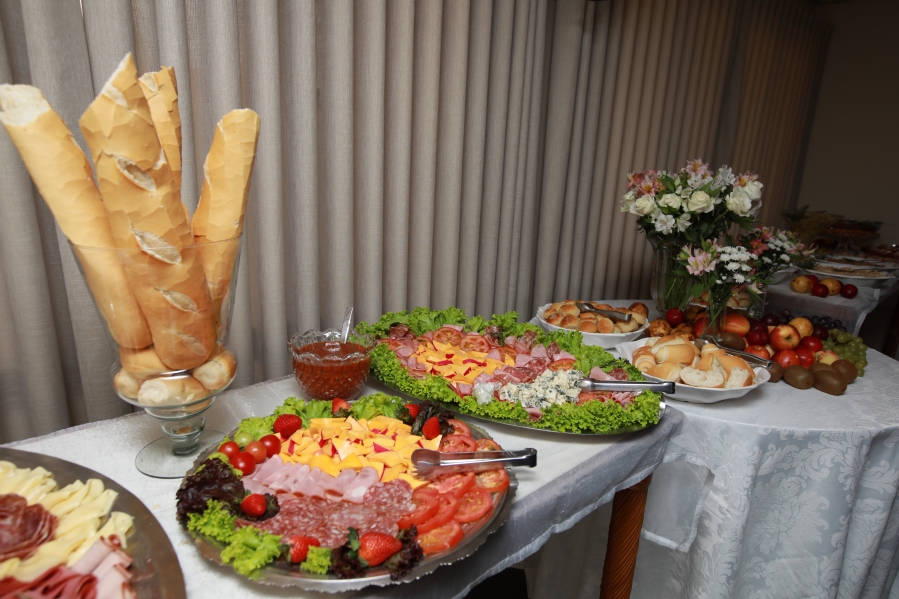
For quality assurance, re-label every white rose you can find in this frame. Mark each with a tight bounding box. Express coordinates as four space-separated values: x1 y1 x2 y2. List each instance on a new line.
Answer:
725 189 752 216
631 195 656 216
658 193 681 210
743 180 763 200
620 191 636 213
686 190 713 213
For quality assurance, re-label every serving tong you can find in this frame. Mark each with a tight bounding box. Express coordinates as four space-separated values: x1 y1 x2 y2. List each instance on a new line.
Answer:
575 302 632 323
412 448 537 477
697 335 774 369
578 378 675 394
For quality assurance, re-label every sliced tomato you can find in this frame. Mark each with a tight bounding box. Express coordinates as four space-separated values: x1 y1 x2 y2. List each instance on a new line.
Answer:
454 488 493 523
496 346 518 361
433 472 476 498
433 327 464 346
439 434 478 453
548 358 577 371
397 487 440 528
473 468 510 493
417 519 464 555
416 493 459 533
475 438 502 451
447 419 471 437
460 334 491 353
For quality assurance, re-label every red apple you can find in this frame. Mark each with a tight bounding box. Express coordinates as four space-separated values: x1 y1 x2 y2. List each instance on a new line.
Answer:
750 320 768 333
665 308 685 326
693 315 711 337
761 314 780 327
811 283 829 298
722 313 751 337
815 350 840 365
746 329 769 346
799 336 823 352
795 347 815 368
805 274 820 287
770 324 801 350
745 345 771 360
773 349 801 369
841 284 858 299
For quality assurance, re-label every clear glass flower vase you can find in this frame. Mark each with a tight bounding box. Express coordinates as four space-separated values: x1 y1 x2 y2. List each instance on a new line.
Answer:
650 239 695 313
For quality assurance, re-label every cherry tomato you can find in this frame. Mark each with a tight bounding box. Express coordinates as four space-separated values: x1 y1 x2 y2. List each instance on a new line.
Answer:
439 434 478 454
665 308 685 326
397 487 440 529
547 358 576 371
473 468 510 493
459 334 491 353
433 327 464 346
245 441 268 464
447 419 471 437
475 438 502 451
234 431 254 448
259 435 281 458
218 441 240 458
433 472 476 498
454 488 494 523
416 494 459 534
417 519 463 555
230 451 256 476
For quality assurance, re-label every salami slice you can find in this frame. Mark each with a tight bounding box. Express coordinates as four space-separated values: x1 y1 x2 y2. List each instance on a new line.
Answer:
363 480 416 516
0 493 57 562
244 495 327 537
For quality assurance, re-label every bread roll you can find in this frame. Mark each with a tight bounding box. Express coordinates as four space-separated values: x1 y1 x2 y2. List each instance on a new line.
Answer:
578 320 598 333
137 376 207 406
192 349 237 390
652 343 697 366
680 367 725 388
560 315 579 329
629 312 647 326
0 84 152 349
644 337 662 347
579 312 597 321
193 109 261 333
595 316 614 333
634 353 656 373
544 310 562 326
724 367 752 389
718 355 755 386
628 302 649 318
113 369 141 399
80 54 215 370
653 335 686 348
701 344 727 357
616 317 639 333
559 303 579 317
119 345 170 378
647 363 682 382
138 66 181 189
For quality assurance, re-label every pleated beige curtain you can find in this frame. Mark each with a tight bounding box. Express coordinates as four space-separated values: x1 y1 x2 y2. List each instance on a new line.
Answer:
0 0 829 443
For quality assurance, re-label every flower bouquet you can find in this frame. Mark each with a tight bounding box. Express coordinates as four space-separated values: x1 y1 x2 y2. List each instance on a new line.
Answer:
741 226 815 282
622 160 763 311
678 240 763 336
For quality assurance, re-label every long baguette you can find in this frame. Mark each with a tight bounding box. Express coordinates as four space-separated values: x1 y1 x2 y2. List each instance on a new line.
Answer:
138 66 181 189
0 84 152 349
192 109 260 331
80 54 214 370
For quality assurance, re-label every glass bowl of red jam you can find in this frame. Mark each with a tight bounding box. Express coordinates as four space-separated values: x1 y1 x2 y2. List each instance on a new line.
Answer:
288 330 376 401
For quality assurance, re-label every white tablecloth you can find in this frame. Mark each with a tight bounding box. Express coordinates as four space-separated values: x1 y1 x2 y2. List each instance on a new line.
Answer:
766 281 885 335
2 376 681 599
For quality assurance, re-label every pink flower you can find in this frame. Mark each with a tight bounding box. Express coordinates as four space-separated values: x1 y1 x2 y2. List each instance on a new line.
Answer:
627 172 645 189
686 250 717 276
684 159 710 177
638 178 656 196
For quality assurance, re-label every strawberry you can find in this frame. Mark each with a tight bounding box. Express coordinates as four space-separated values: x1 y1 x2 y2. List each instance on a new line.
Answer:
288 535 321 563
331 398 351 415
358 532 402 567
422 416 441 440
241 493 267 518
404 403 420 419
273 414 302 439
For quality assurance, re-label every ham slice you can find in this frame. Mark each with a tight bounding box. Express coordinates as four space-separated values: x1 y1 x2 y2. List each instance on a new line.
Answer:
442 324 463 331
456 383 473 396
95 562 132 599
530 344 547 359
242 478 273 496
0 566 98 599
341 467 381 504
320 469 357 502
554 350 576 362
473 372 492 386
250 455 284 483
590 366 612 380
92 547 132 581
524 407 543 421
395 344 415 358
72 537 118 575
486 349 501 361
262 462 297 489
293 468 324 499
515 354 533 367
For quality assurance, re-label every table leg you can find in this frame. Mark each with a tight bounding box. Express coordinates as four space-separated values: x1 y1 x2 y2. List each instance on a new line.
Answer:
599 475 652 599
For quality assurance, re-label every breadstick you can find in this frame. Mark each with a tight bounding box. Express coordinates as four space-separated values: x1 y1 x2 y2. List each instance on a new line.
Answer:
0 84 152 349
80 54 214 370
192 109 260 331
138 66 181 189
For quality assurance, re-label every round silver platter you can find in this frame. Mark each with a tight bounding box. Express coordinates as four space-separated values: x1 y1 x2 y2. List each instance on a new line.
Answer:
184 420 517 592
0 446 186 599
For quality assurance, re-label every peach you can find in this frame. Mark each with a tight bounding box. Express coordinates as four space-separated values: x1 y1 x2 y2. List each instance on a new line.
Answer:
722 313 751 337
820 278 842 296
788 317 814 339
790 276 812 293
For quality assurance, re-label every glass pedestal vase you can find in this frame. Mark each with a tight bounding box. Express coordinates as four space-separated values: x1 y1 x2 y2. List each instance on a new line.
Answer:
650 240 695 313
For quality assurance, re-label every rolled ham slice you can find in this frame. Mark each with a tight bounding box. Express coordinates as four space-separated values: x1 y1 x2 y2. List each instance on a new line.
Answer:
293 468 324 499
456 383 473 396
341 467 381 504
590 366 612 380
71 537 117 575
395 344 415 358
242 478 273 496
320 469 357 502
95 562 133 599
486 349 501 361
530 344 547 359
554 350 576 362
514 354 533 367
250 455 284 483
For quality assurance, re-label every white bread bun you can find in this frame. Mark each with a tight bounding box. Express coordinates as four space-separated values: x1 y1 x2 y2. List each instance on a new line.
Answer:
652 335 687 349
718 355 755 386
652 343 697 366
544 310 563 326
560 315 580 329
615 316 639 333
647 363 683 382
113 369 141 399
579 320 598 333
595 316 614 333
724 367 752 389
137 376 207 406
634 354 657 373
701 344 727 357
192 349 237 390
644 337 662 347
560 303 579 317
628 302 649 319
680 367 725 388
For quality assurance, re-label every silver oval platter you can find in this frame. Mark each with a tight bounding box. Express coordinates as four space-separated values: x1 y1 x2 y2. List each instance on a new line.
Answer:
184 420 517 593
0 446 187 599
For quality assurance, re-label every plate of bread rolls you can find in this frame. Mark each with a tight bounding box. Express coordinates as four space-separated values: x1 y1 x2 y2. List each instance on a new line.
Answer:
615 336 770 403
536 300 650 348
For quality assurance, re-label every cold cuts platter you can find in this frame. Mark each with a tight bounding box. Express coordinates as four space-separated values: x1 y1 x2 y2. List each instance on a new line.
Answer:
179 396 517 592
0 446 186 599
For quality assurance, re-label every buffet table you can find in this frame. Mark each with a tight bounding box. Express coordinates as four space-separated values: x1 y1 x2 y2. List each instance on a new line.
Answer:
2 376 683 599
766 280 894 335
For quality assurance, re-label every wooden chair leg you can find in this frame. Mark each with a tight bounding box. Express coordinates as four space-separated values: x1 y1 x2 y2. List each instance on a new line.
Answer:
599 475 652 599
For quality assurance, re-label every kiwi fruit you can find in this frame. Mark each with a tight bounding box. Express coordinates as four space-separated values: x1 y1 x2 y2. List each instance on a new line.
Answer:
719 332 746 351
832 359 858 384
783 365 814 389
767 362 783 383
809 363 836 376
814 370 847 395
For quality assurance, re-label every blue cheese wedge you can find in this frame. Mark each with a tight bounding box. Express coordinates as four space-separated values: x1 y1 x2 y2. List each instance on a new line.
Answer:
498 370 582 409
